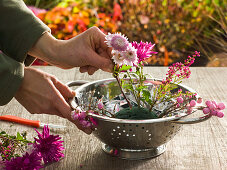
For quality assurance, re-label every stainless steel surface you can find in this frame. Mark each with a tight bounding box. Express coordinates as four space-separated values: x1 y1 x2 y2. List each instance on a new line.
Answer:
68 78 212 160
102 143 166 160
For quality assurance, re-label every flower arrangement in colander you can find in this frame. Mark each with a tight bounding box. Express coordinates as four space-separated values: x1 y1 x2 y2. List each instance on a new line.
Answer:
71 33 225 128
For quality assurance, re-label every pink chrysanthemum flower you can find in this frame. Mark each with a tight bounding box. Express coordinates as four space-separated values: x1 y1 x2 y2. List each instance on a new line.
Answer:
5 152 43 170
131 41 157 63
111 50 126 65
122 44 138 66
33 125 64 164
105 33 129 51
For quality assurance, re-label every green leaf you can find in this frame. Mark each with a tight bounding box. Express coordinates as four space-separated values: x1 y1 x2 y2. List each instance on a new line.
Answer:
162 0 167 6
119 65 132 72
16 132 23 140
214 0 220 6
136 86 146 91
142 89 151 102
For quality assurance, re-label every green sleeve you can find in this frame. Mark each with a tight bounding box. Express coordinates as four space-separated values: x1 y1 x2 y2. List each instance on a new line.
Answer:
0 0 50 64
0 0 50 105
0 53 24 105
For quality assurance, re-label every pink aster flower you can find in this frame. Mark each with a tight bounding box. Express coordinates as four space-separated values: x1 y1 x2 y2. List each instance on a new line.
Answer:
122 44 138 66
131 41 157 63
33 125 64 164
5 152 43 170
105 32 129 51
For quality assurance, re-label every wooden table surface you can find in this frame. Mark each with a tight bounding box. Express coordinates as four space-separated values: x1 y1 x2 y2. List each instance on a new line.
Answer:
1 66 227 170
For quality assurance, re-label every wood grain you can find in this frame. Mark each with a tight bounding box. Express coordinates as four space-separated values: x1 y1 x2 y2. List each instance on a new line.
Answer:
0 66 227 170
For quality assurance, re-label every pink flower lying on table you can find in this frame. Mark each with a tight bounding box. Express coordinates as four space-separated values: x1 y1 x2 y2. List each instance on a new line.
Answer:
34 125 64 164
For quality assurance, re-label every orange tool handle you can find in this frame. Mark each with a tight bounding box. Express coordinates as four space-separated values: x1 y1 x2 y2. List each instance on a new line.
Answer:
0 115 40 128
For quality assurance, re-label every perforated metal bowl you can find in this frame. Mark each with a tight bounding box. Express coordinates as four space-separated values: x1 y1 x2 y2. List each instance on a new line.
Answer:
67 78 211 160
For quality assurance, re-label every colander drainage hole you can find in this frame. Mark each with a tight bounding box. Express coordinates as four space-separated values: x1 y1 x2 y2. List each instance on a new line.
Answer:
148 134 152 136
148 138 152 140
136 125 139 127
117 126 120 129
122 130 126 133
113 129 116 132
142 127 145 129
117 137 120 139
111 133 113 135
126 134 129 137
132 134 136 137
146 130 149 133
118 133 121 135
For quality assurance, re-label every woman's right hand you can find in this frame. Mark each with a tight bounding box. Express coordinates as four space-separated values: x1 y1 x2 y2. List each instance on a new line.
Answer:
15 67 92 134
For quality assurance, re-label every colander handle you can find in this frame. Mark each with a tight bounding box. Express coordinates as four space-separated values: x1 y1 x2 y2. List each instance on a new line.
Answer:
171 113 212 124
66 80 89 110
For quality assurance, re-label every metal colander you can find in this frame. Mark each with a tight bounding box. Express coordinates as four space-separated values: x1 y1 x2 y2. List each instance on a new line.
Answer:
67 78 211 160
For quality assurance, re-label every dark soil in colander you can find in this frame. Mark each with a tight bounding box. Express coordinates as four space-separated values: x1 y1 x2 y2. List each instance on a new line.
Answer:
115 106 158 120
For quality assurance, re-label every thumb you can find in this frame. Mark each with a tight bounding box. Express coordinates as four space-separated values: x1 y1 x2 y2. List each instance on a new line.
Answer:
52 77 76 98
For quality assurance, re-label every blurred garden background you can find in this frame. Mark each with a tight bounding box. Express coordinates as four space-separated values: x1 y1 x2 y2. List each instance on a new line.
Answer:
24 0 227 66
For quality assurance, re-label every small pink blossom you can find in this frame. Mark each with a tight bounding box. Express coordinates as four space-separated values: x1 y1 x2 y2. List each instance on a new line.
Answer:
80 111 87 119
203 107 210 114
208 104 215 110
205 100 212 107
98 102 104 110
80 120 88 127
190 100 196 107
177 97 184 104
197 97 202 104
216 111 224 118
218 103 225 110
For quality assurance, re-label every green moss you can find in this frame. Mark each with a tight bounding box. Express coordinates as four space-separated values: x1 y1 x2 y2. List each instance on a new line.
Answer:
115 107 158 120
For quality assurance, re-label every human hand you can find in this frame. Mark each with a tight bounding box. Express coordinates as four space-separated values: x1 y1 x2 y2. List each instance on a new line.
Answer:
29 27 114 75
15 67 92 134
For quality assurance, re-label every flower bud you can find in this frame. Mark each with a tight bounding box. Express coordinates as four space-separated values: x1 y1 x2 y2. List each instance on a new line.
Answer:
98 102 104 110
197 97 202 104
80 111 87 119
217 103 225 110
205 100 212 107
177 97 183 104
203 107 210 114
190 100 196 107
216 111 224 118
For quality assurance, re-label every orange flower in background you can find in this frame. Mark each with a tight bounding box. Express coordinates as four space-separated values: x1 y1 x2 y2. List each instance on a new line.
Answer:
34 1 119 41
